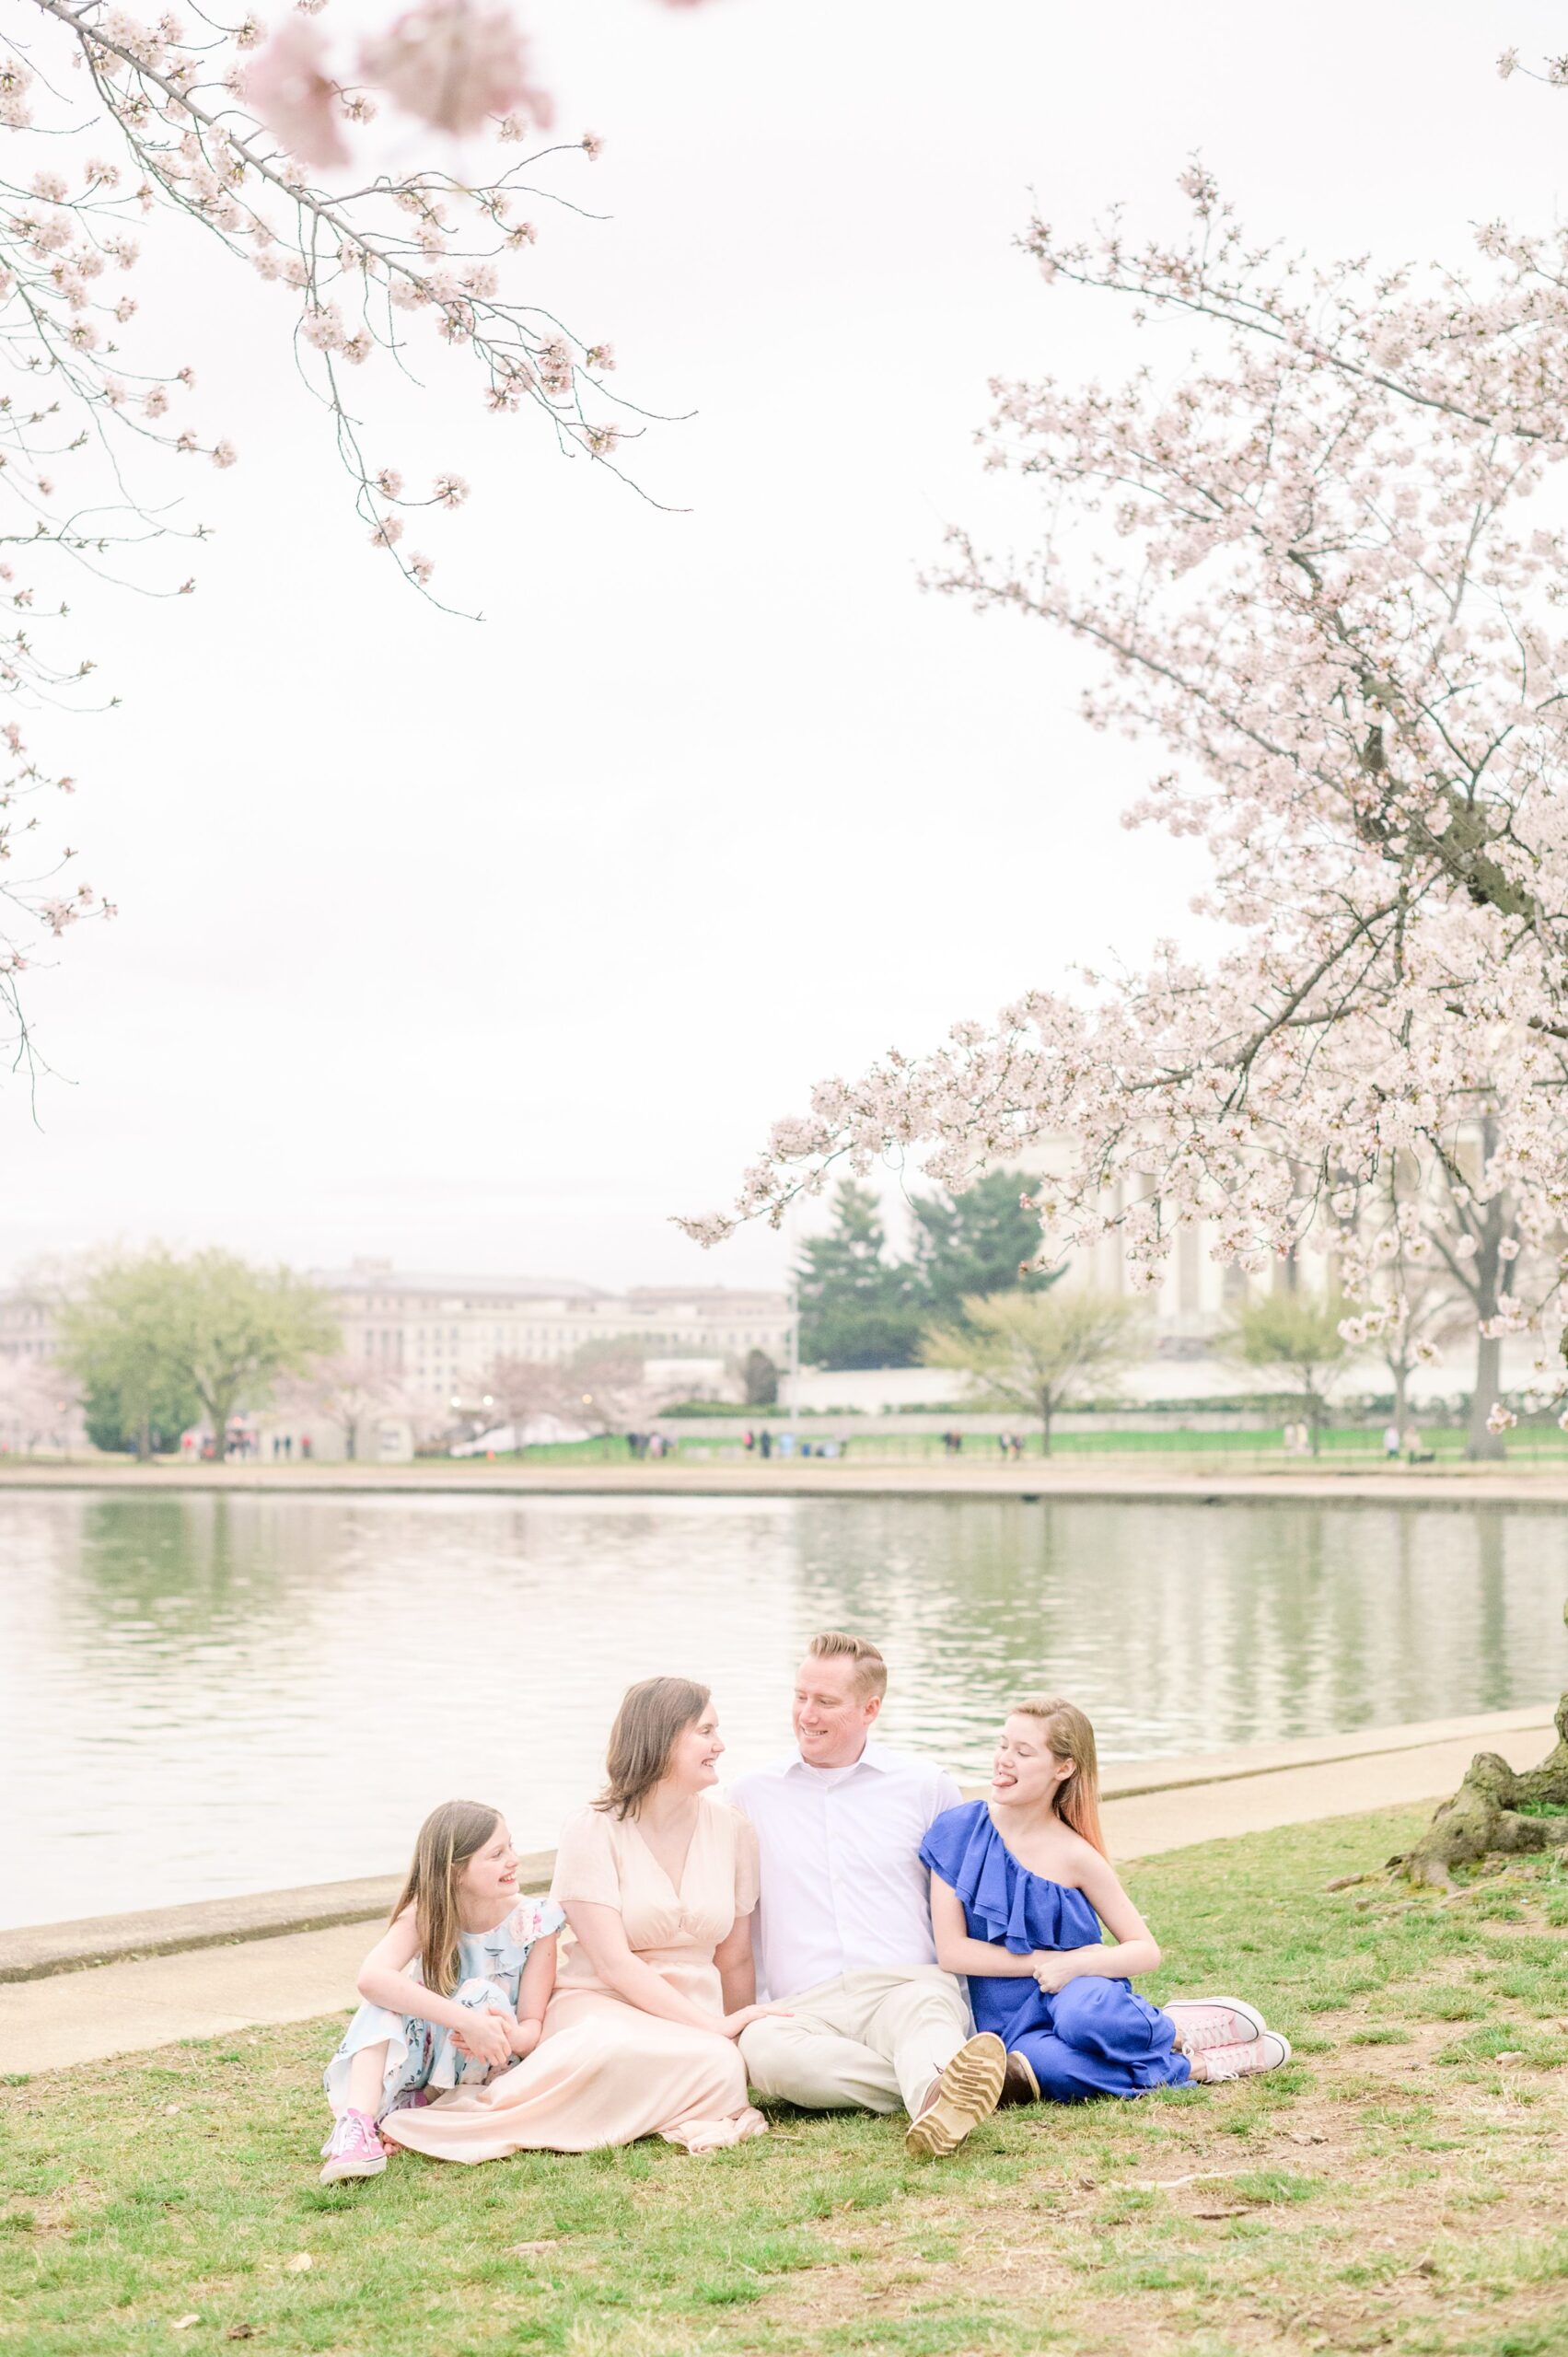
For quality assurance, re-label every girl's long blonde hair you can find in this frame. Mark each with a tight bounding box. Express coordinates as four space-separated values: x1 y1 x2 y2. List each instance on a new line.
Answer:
389 1798 502 1997
1013 1697 1109 1858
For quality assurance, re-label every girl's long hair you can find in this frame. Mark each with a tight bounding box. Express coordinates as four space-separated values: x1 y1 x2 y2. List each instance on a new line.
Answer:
1012 1696 1109 1859
389 1798 502 1997
593 1676 711 1820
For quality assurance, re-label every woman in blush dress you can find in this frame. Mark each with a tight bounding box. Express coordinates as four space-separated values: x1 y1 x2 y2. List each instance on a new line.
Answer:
921 1697 1290 2105
381 1678 783 2162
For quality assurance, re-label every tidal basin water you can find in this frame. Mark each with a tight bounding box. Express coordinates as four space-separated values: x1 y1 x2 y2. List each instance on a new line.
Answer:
5 1489 1567 1931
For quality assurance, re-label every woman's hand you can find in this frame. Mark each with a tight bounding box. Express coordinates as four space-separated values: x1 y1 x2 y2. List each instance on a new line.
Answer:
1031 1951 1080 1995
720 2003 792 2039
448 2006 517 2071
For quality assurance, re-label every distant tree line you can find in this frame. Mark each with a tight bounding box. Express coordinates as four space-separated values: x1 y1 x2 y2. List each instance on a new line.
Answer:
795 1171 1057 1370
58 1250 340 1458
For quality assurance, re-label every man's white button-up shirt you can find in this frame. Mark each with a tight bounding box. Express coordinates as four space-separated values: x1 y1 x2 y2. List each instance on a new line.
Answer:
729 1743 963 2003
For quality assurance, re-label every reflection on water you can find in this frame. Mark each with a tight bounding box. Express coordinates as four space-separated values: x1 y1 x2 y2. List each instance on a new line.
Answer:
3 1491 1565 1928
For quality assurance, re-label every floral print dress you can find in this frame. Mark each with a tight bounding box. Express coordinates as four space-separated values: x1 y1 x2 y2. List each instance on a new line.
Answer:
324 1896 564 2121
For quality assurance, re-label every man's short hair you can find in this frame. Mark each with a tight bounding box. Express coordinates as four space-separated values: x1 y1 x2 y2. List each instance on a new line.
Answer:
805 1631 888 1701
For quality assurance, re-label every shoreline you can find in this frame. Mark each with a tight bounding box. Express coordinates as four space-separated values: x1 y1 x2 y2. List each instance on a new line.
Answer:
7 1458 1568 1507
3 1703 1557 2075
3 1703 1551 1985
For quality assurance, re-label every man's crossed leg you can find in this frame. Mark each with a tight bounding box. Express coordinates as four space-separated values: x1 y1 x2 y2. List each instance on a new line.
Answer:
740 1967 1004 2155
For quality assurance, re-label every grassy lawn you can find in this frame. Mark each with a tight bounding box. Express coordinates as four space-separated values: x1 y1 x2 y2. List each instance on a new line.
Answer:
6 1807 1568 2356
424 1429 1568 1469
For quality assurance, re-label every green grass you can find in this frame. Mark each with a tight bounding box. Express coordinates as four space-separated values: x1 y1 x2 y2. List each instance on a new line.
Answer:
6 1811 1568 2355
422 1423 1568 1470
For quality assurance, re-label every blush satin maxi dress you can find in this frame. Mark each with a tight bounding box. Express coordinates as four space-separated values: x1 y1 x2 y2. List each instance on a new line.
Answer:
381 1798 768 2161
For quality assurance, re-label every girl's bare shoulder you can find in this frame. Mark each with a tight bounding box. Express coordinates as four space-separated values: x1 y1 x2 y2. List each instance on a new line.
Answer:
1046 1823 1112 1887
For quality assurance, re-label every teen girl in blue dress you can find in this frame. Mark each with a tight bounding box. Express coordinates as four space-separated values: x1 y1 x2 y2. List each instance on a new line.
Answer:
921 1698 1288 2105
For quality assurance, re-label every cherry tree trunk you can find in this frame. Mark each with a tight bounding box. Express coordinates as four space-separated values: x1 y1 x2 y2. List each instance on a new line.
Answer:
1464 1123 1506 1462
1466 1330 1505 1462
1398 1629 1568 1890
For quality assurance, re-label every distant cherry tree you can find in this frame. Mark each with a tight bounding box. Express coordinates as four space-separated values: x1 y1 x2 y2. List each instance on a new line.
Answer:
688 176 1568 1429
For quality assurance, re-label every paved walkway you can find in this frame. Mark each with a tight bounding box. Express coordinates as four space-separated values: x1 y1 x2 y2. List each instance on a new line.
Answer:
6 1460 1568 1504
2 1706 1553 2078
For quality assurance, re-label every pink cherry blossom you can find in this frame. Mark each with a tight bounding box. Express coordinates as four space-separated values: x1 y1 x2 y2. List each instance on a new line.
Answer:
700 174 1568 1433
360 0 552 138
244 17 349 168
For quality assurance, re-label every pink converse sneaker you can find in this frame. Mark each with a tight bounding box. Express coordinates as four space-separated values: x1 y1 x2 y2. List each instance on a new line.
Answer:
1190 2030 1292 2084
319 2108 387 2183
1164 1996 1269 2054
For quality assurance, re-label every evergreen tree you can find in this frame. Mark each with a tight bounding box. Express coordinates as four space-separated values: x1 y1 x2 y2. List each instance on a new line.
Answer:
796 1182 923 1370
911 1168 1056 1325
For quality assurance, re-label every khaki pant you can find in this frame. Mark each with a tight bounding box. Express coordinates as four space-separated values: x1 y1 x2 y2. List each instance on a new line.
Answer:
738 1967 971 2118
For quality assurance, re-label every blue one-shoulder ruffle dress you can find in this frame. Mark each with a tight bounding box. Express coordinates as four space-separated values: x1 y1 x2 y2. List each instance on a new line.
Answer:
919 1801 1190 2103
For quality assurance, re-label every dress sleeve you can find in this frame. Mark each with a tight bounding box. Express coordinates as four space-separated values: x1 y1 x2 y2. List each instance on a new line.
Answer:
507 1898 565 1945
732 1811 761 1918
550 1809 622 1910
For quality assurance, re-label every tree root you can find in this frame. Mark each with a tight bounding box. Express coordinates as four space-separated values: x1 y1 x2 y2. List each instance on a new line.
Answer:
1395 1684 1568 1892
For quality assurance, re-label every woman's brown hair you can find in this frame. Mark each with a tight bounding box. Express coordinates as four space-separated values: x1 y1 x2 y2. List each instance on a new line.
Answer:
593 1676 711 1820
389 1798 503 1996
1012 1697 1109 1858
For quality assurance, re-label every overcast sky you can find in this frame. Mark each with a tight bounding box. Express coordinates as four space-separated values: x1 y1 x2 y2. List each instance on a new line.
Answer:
6 0 1568 1291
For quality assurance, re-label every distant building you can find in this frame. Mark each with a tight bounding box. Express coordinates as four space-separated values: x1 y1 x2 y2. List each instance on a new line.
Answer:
0 1283 59 1365
0 1260 796 1431
308 1262 794 1414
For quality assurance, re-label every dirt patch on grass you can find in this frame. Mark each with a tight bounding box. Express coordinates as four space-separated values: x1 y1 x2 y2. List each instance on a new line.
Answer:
756 2009 1568 2354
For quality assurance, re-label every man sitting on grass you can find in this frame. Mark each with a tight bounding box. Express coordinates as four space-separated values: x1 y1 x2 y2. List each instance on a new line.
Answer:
729 1631 1006 2157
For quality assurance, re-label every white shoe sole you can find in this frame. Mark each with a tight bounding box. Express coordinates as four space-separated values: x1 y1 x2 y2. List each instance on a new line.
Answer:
319 2153 387 2183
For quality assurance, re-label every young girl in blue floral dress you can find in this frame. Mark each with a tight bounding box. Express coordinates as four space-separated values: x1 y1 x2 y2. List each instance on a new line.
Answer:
921 1698 1289 2106
320 1798 563 2183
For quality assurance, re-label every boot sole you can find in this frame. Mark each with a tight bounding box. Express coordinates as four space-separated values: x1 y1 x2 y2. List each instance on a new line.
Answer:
904 2032 1006 2157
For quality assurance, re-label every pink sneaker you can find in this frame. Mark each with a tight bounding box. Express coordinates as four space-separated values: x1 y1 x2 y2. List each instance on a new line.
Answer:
1191 2031 1292 2084
1164 1996 1269 2053
319 2108 387 2183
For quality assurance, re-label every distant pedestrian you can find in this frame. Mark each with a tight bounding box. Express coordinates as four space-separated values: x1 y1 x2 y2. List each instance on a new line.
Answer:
1383 1422 1400 1461
760 1429 772 1460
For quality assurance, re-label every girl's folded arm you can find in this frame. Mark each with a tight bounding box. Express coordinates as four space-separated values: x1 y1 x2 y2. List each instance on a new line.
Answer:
354 1909 476 2034
508 1933 557 2058
929 1873 1050 1978
1060 1849 1161 1981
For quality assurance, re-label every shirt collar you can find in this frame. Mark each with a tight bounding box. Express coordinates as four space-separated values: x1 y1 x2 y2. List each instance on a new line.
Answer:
783 1740 889 1777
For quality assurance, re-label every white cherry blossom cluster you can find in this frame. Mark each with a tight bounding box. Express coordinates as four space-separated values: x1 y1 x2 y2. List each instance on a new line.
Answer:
0 0 652 1050
687 179 1568 1392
